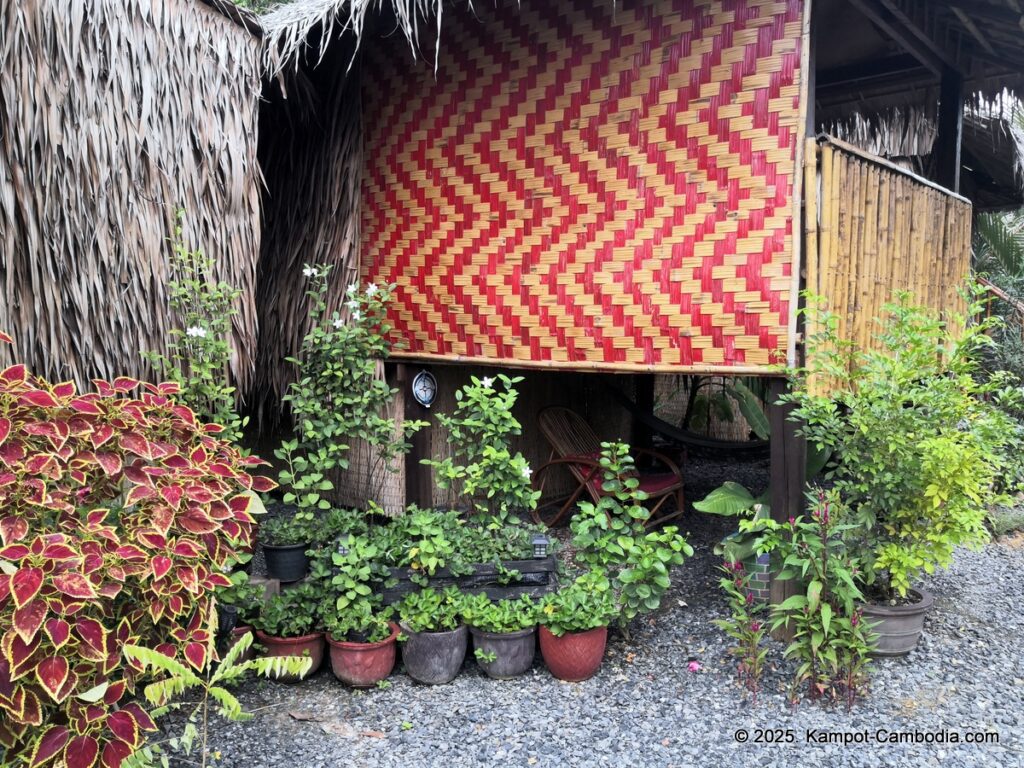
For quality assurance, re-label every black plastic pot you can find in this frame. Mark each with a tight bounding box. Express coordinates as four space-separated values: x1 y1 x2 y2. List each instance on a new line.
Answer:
400 623 467 685
470 626 536 679
861 588 935 656
263 542 309 583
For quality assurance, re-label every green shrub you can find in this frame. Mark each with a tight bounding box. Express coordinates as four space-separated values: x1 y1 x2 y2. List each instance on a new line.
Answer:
788 290 1018 599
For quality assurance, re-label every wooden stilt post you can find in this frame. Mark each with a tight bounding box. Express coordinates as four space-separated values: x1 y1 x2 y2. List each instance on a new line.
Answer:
632 374 655 454
934 68 964 193
768 377 806 639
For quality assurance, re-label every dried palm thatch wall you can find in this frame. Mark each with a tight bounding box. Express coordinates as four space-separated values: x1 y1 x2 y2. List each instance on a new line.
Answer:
0 0 263 390
254 37 363 412
804 135 973 377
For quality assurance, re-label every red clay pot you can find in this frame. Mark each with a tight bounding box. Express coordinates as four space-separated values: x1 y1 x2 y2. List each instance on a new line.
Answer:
254 630 324 682
327 623 400 687
229 625 256 663
539 625 607 682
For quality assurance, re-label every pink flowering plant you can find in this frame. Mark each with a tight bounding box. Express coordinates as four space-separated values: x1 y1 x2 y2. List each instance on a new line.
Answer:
712 560 768 705
752 489 876 709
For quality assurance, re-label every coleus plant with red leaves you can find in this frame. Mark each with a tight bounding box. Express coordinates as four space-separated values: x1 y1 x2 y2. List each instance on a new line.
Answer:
0 331 275 767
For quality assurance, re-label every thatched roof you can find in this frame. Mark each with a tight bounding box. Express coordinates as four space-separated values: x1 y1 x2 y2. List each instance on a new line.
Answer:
0 0 263 389
261 0 443 75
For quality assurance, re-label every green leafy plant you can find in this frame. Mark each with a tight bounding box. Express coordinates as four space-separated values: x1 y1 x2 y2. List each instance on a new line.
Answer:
474 648 497 664
330 534 384 612
788 290 1018 599
255 584 321 638
570 442 692 633
0 332 273 767
460 594 538 633
259 509 319 547
121 634 311 768
754 490 875 708
396 587 463 633
144 212 246 444
424 374 540 523
538 570 617 637
217 570 266 627
277 267 426 512
712 561 769 705
323 602 393 644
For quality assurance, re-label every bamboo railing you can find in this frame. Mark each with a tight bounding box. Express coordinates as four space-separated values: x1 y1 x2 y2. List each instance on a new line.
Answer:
804 135 973 360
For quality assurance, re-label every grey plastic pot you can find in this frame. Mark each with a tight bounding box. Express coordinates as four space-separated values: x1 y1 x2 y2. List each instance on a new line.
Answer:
861 588 934 656
400 623 467 685
470 626 536 679
263 543 309 583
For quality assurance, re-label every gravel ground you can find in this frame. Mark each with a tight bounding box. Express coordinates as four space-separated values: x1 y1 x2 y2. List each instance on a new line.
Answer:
166 457 1024 768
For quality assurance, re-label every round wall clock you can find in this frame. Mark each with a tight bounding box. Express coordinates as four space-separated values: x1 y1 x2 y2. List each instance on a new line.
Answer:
411 370 437 408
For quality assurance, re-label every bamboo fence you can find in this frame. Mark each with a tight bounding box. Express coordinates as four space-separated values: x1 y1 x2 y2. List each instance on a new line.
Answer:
804 135 973 372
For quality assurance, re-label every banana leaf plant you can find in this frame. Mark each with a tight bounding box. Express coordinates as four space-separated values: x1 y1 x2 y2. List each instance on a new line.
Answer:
694 442 832 563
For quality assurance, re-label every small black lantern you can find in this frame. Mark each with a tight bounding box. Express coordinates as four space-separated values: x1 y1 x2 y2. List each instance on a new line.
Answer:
411 370 438 408
531 533 550 559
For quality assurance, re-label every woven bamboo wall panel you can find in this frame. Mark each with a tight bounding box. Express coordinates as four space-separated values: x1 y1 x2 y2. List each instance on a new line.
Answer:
806 136 973 376
360 0 805 371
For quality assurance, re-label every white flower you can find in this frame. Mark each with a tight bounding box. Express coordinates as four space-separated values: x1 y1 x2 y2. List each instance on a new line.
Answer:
366 283 378 296
480 376 494 388
185 326 207 338
347 283 359 295
302 266 317 278
346 299 360 310
521 466 533 480
332 317 345 329
351 309 362 322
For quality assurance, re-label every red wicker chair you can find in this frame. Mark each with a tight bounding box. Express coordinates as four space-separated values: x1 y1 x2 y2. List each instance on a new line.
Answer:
531 407 684 528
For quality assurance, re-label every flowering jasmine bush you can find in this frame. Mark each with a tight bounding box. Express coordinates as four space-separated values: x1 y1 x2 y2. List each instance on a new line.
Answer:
0 332 274 766
144 216 246 444
424 374 539 523
278 267 425 511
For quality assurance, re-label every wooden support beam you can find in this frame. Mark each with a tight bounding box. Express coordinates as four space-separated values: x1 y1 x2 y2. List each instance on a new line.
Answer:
951 6 997 56
934 68 965 193
397 364 433 509
876 0 966 75
767 378 806 640
632 374 655 455
847 0 945 75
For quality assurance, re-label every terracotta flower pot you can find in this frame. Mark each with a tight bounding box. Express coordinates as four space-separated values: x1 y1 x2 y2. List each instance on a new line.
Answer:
470 626 537 679
228 625 256 663
400 623 467 685
539 625 607 682
327 623 400 687
254 630 324 682
861 588 935 657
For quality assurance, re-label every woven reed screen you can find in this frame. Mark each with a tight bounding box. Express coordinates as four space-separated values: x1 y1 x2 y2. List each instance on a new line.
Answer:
360 0 805 373
805 136 973 379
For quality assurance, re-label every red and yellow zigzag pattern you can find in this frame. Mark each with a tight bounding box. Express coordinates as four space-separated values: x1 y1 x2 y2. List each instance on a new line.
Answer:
361 0 804 370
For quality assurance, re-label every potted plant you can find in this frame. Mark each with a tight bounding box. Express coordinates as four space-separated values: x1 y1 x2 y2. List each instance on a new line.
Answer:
396 587 467 684
217 569 266 662
253 583 325 681
260 508 318 582
324 601 400 687
461 593 539 679
788 292 1018 654
538 569 618 681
